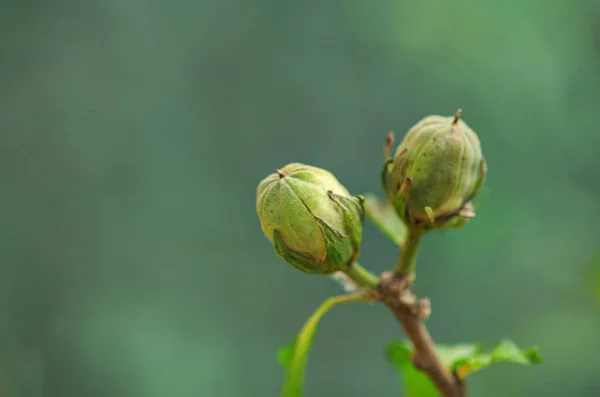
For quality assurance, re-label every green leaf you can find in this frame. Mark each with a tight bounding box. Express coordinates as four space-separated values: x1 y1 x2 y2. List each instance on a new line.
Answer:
386 342 478 397
277 293 368 397
386 341 439 397
386 340 541 396
452 339 541 379
585 249 600 305
277 343 294 368
363 193 407 246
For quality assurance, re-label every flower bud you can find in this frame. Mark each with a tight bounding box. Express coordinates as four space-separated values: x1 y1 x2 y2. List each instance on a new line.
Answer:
384 110 487 229
256 163 364 274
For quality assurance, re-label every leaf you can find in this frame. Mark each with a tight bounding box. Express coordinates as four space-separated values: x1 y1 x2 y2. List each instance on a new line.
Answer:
386 341 439 397
585 249 600 305
363 193 407 246
277 343 294 368
277 293 368 397
386 342 478 397
452 339 542 379
386 340 541 396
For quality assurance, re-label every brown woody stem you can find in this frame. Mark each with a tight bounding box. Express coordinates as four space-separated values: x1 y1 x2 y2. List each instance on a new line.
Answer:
378 274 466 397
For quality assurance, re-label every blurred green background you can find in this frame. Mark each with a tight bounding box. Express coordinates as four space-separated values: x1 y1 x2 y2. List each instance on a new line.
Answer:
1 1 599 396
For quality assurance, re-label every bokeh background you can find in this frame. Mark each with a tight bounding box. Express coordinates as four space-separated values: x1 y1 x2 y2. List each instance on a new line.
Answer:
1 1 599 396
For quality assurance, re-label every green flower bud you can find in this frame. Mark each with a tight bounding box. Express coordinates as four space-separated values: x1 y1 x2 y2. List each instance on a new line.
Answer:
384 110 487 229
256 163 364 274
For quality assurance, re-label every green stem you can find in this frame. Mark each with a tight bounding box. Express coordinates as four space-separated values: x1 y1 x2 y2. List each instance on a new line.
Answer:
394 226 424 277
344 262 379 290
282 292 368 397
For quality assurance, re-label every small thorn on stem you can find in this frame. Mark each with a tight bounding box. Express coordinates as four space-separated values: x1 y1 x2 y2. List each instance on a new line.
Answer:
452 108 462 125
276 169 286 178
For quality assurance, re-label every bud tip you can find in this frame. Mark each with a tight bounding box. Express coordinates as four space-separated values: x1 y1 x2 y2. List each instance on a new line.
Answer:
452 108 462 125
276 169 286 178
385 132 394 146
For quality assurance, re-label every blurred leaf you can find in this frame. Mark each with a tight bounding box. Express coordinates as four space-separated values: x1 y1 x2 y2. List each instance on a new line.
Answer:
386 341 439 397
386 340 541 396
363 193 407 246
452 339 541 379
386 341 478 397
277 293 368 397
585 250 600 305
277 343 294 368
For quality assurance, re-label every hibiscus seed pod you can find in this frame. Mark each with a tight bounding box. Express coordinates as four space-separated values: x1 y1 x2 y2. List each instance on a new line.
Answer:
383 109 487 230
256 163 364 274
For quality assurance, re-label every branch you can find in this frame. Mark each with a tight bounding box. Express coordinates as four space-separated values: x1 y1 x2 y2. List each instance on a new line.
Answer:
347 215 466 395
378 273 466 397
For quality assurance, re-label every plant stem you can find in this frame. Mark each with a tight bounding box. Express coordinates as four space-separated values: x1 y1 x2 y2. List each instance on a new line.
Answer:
386 301 465 397
394 226 424 277
386 225 465 396
378 274 466 397
344 262 379 290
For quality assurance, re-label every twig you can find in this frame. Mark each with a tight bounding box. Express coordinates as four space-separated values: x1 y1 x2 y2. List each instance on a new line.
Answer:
378 273 465 397
383 222 466 397
344 220 466 396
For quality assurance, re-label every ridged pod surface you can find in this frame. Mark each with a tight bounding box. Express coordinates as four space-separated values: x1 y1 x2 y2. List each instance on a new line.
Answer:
385 112 486 228
256 163 364 274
